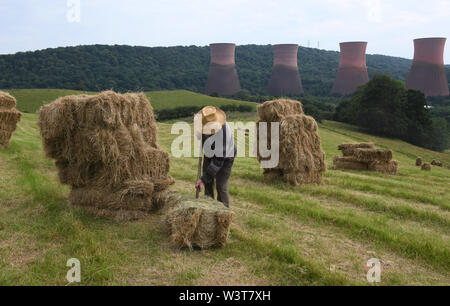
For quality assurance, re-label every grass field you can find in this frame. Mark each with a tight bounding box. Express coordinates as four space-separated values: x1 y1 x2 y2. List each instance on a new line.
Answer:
0 104 449 285
5 89 256 114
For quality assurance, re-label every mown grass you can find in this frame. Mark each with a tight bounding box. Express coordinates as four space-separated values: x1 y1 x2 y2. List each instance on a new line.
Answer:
5 89 256 114
0 111 449 285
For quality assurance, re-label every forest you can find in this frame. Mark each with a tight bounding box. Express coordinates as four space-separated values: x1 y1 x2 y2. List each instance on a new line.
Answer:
1 44 441 96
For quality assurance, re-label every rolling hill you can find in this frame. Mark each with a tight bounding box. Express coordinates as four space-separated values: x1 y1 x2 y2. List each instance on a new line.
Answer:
5 89 257 114
0 111 448 285
1 44 448 96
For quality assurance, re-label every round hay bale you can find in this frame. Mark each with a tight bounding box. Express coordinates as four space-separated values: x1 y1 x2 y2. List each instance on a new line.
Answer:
421 163 431 171
416 157 423 166
431 160 437 166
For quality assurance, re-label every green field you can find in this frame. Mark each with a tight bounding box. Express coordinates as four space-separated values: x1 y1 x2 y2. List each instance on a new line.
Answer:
5 89 257 114
0 95 449 285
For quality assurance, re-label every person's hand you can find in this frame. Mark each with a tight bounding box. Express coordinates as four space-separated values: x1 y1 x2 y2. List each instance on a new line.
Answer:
195 179 204 192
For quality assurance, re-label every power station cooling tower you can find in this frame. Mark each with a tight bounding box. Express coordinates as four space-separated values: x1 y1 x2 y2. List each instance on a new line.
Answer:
406 38 449 97
331 42 369 95
205 43 241 96
268 44 304 95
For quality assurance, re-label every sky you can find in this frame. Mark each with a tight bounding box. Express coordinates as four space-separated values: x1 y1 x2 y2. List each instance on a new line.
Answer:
1 0 449 63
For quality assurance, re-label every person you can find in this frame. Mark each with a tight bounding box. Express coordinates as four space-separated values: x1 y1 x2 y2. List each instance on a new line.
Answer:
195 106 236 207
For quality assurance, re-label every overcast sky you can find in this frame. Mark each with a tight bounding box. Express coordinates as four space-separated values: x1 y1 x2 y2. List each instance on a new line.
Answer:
1 0 449 63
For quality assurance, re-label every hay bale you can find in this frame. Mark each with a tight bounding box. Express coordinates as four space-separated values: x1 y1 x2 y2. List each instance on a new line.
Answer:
333 156 369 171
257 99 326 186
416 157 423 166
166 196 234 249
0 91 22 149
38 91 174 221
421 163 431 171
437 162 443 167
338 142 375 156
368 160 399 175
431 160 437 166
353 148 393 163
0 91 17 109
257 99 303 122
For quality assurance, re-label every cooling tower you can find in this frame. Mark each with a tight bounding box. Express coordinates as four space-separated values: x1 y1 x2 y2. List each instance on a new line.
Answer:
406 38 449 97
268 44 304 95
331 42 369 95
205 43 241 96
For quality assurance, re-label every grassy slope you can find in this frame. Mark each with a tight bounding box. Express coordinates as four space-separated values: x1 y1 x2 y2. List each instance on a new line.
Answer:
0 111 448 286
5 89 256 114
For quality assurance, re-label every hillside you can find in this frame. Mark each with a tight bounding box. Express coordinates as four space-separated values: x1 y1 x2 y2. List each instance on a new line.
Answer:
0 111 449 285
1 44 447 96
6 89 257 114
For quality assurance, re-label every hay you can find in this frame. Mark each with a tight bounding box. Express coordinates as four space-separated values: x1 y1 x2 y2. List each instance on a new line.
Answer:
0 91 22 149
333 143 398 174
38 91 174 221
416 157 423 166
338 142 374 156
431 160 437 166
333 156 368 171
421 163 431 171
257 99 326 186
368 160 399 175
353 148 393 163
166 196 234 249
257 99 303 122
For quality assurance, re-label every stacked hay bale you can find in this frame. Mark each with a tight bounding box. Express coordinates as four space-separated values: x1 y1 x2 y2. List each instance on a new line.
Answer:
38 91 175 221
165 196 234 249
333 143 398 175
0 91 22 149
256 99 327 185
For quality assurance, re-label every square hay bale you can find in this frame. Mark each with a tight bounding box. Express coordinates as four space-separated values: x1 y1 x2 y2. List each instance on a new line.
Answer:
338 142 375 156
333 156 369 171
166 196 234 249
0 91 22 150
353 148 393 163
38 91 174 221
421 163 431 171
257 99 326 186
368 160 399 175
257 99 303 122
416 157 423 166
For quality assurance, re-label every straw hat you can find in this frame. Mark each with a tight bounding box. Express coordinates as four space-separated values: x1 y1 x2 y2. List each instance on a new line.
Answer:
194 106 226 136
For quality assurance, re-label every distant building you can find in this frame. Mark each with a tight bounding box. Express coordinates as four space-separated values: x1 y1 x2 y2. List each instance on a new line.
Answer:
205 43 241 96
331 42 369 95
268 44 304 96
406 38 449 97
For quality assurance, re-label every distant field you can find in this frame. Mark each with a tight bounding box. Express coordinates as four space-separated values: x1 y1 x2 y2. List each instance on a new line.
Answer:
0 112 449 285
5 89 257 114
